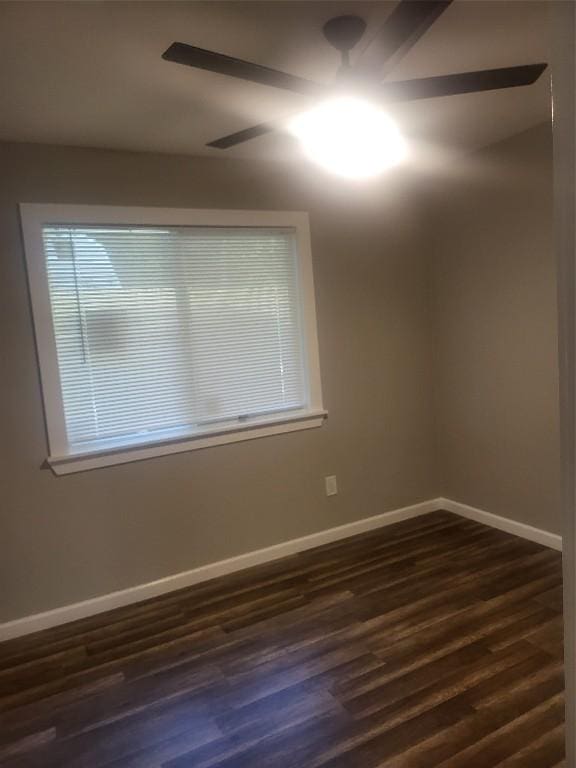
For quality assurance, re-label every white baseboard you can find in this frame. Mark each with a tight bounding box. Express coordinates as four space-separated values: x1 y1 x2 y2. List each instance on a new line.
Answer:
438 497 563 552
0 499 437 642
1 497 561 642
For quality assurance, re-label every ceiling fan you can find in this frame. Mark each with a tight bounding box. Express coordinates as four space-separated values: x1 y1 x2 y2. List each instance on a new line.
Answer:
162 0 547 154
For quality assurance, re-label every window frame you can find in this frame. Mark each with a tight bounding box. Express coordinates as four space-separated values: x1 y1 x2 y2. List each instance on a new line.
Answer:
21 204 326 474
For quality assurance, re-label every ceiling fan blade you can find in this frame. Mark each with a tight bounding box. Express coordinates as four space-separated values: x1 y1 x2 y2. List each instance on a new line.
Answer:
163 42 326 97
207 122 276 149
356 0 453 77
381 63 548 102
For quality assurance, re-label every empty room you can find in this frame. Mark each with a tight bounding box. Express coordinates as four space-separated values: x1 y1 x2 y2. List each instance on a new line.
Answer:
1 1 574 766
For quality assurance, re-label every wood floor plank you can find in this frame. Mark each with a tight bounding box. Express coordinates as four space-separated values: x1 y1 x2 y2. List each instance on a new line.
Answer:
0 511 565 768
493 724 565 768
434 694 564 767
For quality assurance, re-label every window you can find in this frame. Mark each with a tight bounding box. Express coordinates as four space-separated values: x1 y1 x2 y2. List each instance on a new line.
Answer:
22 205 325 474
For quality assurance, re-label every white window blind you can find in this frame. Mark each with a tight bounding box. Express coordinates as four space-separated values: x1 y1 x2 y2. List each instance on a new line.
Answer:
42 224 309 452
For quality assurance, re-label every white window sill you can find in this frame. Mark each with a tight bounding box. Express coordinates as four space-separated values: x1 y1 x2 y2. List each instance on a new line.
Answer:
47 409 328 475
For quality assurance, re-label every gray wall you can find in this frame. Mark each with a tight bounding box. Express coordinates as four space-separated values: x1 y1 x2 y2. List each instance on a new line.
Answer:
431 123 561 534
0 142 438 621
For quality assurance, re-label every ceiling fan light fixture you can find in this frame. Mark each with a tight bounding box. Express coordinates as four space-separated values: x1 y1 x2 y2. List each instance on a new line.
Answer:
288 97 408 179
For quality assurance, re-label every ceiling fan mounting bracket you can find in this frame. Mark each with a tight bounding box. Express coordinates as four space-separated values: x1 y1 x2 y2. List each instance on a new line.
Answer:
322 15 367 53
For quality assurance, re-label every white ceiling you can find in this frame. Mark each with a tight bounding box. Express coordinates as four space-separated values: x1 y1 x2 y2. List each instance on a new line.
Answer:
0 0 552 164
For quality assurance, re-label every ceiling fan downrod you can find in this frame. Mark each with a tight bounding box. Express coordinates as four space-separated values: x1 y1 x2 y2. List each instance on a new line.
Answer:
322 15 367 71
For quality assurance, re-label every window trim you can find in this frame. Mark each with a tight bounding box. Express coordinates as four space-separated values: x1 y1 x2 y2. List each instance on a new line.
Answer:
21 204 326 474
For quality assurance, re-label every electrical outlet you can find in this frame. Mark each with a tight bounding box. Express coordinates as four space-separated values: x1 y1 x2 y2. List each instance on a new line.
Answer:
325 475 338 496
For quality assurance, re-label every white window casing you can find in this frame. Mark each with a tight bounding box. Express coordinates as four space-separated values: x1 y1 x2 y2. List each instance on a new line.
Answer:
21 205 326 474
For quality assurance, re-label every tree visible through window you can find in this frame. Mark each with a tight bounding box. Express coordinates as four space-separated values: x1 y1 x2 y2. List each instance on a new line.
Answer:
43 225 307 450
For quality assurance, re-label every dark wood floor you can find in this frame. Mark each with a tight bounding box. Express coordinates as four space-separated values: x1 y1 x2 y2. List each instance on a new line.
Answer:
0 511 565 768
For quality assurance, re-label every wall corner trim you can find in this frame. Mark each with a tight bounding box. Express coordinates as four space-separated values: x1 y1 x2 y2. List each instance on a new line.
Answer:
0 497 562 642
